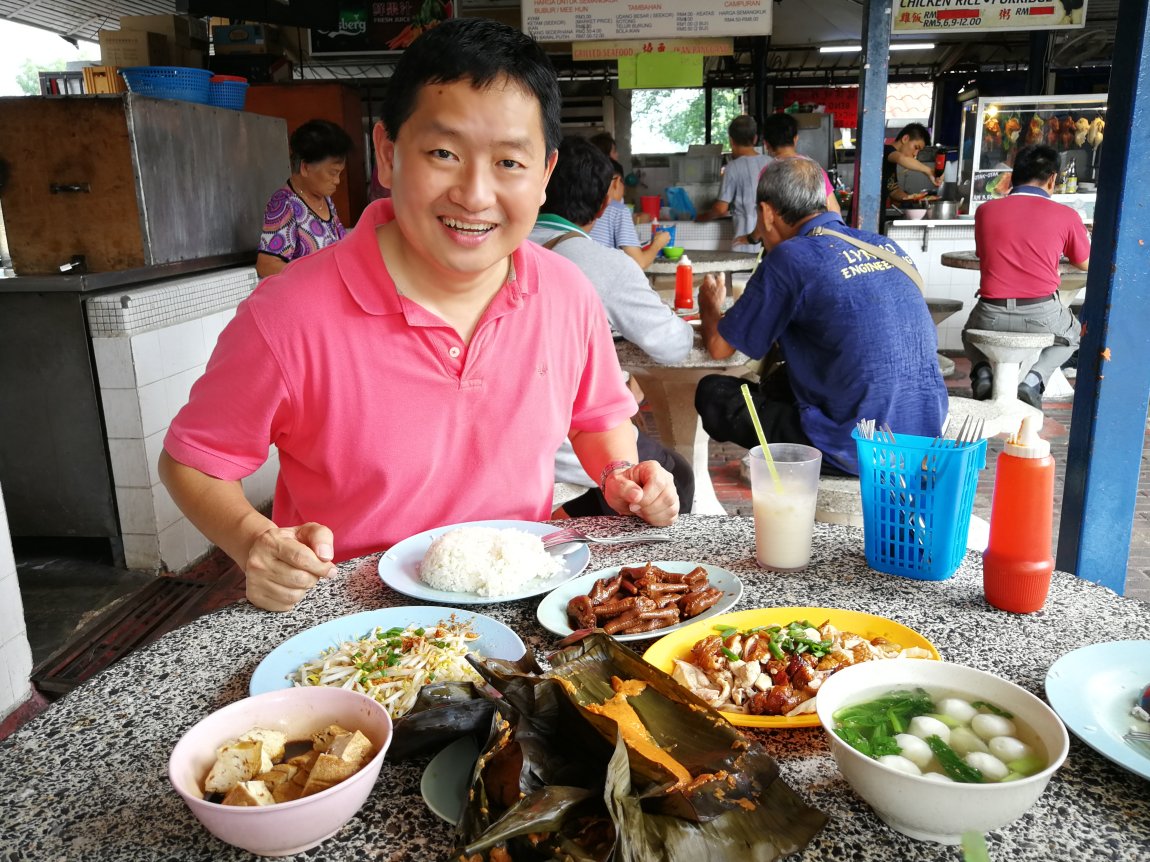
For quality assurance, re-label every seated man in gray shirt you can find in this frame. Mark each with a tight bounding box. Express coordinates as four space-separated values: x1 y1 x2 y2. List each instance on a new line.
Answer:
530 136 695 515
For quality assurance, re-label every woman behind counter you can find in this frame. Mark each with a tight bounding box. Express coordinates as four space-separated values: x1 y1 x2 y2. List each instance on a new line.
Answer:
256 119 353 279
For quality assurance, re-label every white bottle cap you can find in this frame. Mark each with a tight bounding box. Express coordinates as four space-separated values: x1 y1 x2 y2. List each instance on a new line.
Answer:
1005 414 1050 458
678 255 692 267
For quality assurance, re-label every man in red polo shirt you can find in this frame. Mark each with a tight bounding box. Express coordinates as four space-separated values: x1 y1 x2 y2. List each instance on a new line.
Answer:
961 144 1091 407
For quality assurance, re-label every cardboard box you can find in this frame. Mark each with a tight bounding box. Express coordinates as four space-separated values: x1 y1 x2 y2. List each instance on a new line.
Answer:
119 14 209 47
212 23 283 55
98 30 169 67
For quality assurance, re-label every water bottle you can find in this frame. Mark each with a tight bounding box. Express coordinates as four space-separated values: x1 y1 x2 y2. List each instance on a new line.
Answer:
674 255 694 315
982 415 1055 613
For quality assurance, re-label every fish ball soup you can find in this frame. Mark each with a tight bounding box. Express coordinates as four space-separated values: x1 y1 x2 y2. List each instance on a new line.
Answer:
832 688 1048 783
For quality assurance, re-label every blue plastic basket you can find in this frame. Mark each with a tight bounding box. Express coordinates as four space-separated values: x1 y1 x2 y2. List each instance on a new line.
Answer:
208 76 248 110
119 67 211 104
854 429 987 581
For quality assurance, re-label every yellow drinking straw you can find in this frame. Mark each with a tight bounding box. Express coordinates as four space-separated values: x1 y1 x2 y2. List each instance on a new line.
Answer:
740 383 784 493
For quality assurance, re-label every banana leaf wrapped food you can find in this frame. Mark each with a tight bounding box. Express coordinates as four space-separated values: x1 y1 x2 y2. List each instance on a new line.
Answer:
394 633 826 861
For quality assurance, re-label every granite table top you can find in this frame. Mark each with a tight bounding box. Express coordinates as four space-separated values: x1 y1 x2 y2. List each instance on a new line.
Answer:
3 515 1148 861
940 250 1084 278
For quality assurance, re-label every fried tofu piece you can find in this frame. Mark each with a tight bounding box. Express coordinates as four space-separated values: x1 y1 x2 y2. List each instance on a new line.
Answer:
258 762 308 804
240 727 286 768
222 780 275 807
301 753 362 797
311 724 352 751
204 739 264 794
325 730 373 766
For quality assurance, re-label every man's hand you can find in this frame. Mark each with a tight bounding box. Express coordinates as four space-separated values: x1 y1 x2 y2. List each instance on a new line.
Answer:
244 522 338 612
603 460 679 526
699 272 727 313
650 228 671 251
699 273 736 359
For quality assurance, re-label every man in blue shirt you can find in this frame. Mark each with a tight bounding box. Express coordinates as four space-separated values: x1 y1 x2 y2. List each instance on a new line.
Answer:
695 158 947 474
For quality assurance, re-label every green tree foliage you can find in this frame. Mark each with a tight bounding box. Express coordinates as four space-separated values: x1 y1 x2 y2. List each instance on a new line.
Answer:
633 88 745 148
14 57 72 95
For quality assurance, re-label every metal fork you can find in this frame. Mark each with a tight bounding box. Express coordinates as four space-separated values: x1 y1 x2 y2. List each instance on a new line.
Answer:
1124 730 1150 743
540 526 673 551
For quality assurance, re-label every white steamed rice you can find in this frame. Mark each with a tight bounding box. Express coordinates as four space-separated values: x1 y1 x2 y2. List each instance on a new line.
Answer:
419 527 563 596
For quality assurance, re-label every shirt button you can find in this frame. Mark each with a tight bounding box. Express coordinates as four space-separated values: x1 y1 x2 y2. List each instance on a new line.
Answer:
448 346 461 358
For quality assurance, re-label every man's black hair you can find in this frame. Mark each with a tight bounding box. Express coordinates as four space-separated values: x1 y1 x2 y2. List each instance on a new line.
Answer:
1012 144 1061 186
895 122 931 145
289 120 352 172
542 136 614 226
761 113 799 151
381 18 562 156
609 158 625 178
728 115 758 147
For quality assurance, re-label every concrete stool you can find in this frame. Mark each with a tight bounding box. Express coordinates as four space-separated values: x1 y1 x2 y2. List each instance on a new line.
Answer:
951 327 1052 438
926 298 963 378
816 475 864 527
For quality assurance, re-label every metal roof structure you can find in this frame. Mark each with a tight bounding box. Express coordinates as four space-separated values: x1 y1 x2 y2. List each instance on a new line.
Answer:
1 0 1119 80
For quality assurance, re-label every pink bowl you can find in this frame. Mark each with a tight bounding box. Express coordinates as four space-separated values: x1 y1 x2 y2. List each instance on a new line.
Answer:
901 207 927 220
169 687 393 856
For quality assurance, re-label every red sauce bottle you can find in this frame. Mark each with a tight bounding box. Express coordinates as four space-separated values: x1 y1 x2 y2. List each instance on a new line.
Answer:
674 255 694 314
983 416 1055 613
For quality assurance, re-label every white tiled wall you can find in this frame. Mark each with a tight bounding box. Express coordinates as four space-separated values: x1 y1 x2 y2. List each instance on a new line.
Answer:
635 219 734 252
887 222 981 352
0 483 33 721
89 267 280 573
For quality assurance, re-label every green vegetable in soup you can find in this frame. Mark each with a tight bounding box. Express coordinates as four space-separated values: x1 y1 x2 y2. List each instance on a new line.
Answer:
925 735 985 783
971 701 1014 719
833 689 935 757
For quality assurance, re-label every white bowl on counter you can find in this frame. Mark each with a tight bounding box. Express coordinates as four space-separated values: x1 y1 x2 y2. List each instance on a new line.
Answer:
815 659 1069 844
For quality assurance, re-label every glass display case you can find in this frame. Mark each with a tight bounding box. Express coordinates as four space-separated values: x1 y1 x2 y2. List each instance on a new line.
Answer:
958 94 1106 218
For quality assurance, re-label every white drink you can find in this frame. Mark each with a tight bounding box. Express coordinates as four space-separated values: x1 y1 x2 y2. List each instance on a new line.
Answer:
754 489 818 571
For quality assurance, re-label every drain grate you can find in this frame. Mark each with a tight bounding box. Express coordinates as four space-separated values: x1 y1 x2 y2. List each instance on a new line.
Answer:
30 575 212 695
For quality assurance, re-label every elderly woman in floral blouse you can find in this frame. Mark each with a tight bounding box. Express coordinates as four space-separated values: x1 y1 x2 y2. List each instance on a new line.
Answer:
256 119 353 279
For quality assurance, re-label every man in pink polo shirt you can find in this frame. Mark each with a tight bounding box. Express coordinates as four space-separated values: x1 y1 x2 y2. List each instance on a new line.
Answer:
961 144 1091 407
159 19 678 612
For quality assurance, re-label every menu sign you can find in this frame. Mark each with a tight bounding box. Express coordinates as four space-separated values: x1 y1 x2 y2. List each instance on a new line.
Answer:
523 0 771 42
572 38 733 60
893 0 1088 34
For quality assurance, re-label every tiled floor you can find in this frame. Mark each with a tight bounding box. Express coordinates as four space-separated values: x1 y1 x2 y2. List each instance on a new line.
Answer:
6 354 1147 740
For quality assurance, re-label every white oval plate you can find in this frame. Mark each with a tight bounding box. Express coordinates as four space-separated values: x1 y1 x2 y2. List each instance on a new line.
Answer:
536 561 742 643
377 520 591 605
422 735 480 824
249 606 525 695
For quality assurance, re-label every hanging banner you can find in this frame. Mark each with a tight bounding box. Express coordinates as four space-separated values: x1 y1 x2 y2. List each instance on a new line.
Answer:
775 87 859 129
892 0 1088 34
524 1 771 43
573 38 733 61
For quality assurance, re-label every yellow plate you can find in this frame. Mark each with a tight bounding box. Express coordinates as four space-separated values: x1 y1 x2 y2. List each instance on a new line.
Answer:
641 606 941 729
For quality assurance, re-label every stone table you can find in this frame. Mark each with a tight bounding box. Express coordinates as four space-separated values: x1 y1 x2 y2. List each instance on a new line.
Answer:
3 515 1149 861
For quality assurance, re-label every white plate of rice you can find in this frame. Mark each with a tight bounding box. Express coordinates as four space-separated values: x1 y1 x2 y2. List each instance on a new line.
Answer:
378 520 591 604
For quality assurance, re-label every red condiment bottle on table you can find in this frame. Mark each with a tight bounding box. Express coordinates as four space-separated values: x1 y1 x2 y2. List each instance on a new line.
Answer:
983 415 1055 613
674 255 694 315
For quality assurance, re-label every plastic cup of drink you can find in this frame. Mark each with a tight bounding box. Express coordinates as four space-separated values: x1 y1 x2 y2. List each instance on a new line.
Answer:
749 443 822 571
